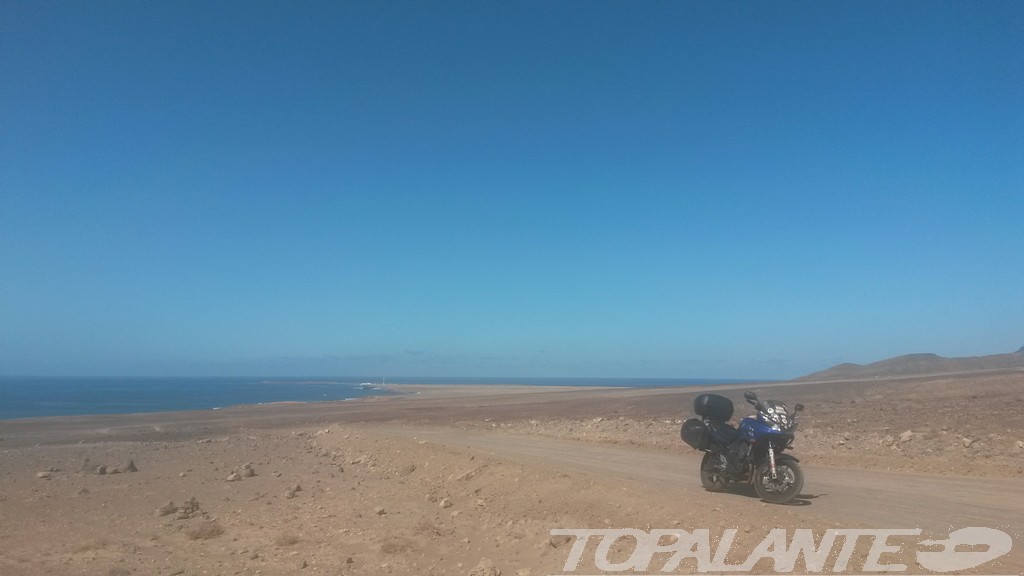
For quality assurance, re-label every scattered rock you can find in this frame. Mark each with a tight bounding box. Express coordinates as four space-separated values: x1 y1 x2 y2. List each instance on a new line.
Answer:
285 489 297 499
439 498 453 509
899 430 914 444
95 465 107 475
158 497 201 520
963 437 976 448
1016 440 1024 450
452 465 486 481
181 497 201 515
399 463 416 476
184 520 224 540
549 535 572 548
226 472 241 482
121 459 138 473
290 483 303 493
156 502 178 517
468 558 501 576
374 505 386 515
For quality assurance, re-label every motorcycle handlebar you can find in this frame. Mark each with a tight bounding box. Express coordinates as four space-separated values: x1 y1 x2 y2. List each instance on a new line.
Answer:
747 399 802 420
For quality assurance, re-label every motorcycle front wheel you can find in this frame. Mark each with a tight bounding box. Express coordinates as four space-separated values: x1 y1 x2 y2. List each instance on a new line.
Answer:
699 451 727 492
753 458 803 504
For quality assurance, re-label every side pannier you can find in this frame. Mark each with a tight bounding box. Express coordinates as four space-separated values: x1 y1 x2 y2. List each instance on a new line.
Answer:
680 418 710 450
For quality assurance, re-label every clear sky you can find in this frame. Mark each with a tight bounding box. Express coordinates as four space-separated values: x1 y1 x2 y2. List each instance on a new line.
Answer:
2 1 1022 380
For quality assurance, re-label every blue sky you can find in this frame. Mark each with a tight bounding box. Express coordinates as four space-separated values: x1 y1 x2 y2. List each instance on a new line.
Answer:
2 1 1022 379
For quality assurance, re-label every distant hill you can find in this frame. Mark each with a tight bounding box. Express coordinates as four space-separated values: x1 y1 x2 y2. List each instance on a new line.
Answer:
796 346 1024 381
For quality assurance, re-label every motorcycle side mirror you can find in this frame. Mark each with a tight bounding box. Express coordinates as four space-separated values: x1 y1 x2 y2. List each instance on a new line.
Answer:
743 391 758 401
794 403 805 412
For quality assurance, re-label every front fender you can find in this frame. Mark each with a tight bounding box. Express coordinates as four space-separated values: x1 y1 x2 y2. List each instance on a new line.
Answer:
775 454 800 463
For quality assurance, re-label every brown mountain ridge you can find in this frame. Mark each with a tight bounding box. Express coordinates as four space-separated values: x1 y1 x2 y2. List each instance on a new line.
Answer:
796 346 1024 381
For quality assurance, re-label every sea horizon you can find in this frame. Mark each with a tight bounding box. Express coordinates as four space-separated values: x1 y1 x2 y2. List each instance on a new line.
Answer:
0 375 773 421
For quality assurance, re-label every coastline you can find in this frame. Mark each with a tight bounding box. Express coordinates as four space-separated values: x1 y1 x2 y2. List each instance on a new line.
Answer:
1 370 1022 575
3 370 1021 450
0 381 782 448
0 376 774 422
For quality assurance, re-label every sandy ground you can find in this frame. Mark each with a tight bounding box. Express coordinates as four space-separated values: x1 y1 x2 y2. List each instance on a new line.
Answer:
1 371 1022 576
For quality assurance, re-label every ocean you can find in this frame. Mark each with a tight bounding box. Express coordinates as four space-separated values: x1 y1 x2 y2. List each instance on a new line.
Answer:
0 376 761 420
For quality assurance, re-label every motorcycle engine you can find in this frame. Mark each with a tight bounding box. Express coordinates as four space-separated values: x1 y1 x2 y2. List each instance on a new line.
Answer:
726 442 750 476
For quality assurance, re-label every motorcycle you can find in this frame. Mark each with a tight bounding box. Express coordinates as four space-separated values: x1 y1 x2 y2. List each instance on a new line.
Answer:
680 391 805 504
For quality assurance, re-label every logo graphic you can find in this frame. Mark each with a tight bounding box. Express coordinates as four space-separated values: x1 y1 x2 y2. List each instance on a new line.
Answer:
917 528 1013 572
548 527 1014 575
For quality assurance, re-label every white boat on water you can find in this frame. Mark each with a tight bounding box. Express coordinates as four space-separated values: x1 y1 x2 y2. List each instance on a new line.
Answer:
359 378 386 390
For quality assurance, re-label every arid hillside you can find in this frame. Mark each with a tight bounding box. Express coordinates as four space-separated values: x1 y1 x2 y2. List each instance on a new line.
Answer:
797 347 1024 381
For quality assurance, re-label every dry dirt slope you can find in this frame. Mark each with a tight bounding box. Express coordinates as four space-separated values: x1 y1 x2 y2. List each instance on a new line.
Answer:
3 422 1022 576
1 371 1023 575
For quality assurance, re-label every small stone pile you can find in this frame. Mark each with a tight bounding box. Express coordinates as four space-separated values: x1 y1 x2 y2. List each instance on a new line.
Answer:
226 462 256 481
77 458 138 475
155 497 203 520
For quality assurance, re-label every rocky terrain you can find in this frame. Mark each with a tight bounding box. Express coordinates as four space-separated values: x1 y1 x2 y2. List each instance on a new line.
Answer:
1 422 862 576
1 370 1022 575
447 371 1024 478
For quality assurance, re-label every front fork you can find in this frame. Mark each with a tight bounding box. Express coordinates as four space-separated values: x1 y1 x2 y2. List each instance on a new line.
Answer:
767 443 778 480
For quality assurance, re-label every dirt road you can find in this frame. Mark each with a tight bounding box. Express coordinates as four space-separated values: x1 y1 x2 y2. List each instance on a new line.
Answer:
372 425 1024 532
3 373 1022 576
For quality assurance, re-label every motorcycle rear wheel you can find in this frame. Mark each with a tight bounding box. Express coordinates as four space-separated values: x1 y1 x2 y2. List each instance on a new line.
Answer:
700 452 727 492
753 458 803 504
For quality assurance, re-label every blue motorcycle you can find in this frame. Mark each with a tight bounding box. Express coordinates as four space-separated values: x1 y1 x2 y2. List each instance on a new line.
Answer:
681 391 805 504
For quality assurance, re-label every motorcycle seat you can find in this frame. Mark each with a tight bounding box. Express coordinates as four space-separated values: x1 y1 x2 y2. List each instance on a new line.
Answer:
706 420 739 443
